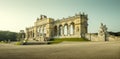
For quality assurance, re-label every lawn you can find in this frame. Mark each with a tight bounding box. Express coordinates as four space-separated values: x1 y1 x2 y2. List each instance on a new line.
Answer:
48 38 90 44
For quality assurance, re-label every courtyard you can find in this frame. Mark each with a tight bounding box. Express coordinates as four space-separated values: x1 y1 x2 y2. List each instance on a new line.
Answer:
0 41 120 59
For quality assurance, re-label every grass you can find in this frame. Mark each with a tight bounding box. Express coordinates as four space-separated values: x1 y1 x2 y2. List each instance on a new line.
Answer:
48 38 90 44
14 40 28 45
15 42 23 45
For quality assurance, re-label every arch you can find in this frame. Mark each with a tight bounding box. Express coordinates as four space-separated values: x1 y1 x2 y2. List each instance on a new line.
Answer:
37 27 39 33
32 30 34 37
59 25 63 36
69 22 75 35
37 27 40 36
40 26 43 36
54 25 57 36
43 26 46 34
30 31 32 37
64 23 68 36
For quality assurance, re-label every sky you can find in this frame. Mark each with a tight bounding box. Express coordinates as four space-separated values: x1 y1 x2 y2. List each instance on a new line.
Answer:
0 0 120 33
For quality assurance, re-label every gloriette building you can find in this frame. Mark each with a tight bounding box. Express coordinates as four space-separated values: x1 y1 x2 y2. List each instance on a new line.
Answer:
25 12 88 41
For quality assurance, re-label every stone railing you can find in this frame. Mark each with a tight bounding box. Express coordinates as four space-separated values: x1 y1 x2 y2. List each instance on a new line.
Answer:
85 33 120 41
85 33 99 41
108 35 120 41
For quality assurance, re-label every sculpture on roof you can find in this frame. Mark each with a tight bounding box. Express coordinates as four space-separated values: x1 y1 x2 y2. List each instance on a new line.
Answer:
40 15 47 19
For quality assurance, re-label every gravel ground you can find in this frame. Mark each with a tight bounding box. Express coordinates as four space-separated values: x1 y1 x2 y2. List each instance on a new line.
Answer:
0 41 120 59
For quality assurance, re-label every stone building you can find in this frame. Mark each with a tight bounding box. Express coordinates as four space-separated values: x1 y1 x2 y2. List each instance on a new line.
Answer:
25 12 88 41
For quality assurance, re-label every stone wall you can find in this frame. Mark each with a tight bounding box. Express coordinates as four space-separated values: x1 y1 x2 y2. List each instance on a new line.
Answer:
85 34 120 41
108 35 120 41
85 34 99 41
85 23 120 42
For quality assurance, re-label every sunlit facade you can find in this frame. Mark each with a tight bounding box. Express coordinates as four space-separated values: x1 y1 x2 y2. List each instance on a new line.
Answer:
25 12 88 41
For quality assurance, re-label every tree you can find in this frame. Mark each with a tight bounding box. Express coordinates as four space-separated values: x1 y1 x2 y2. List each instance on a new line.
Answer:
0 31 18 41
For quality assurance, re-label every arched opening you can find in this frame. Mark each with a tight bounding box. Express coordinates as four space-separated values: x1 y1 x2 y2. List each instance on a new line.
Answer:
43 26 46 34
30 31 32 38
40 26 43 36
33 30 34 37
59 25 62 36
37 28 39 33
69 22 75 35
64 24 68 36
54 25 57 36
37 27 41 36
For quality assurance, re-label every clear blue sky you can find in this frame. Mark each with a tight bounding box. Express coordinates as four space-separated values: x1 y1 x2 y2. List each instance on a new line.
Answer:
0 0 120 33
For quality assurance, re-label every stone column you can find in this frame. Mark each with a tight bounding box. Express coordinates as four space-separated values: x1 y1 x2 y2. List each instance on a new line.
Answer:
31 31 32 38
60 26 63 36
42 26 44 36
25 31 28 39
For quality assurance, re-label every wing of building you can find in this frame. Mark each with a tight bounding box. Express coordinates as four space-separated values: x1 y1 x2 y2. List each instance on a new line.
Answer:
25 12 88 41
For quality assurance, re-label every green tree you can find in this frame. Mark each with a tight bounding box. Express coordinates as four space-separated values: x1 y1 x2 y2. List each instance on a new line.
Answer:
0 31 18 41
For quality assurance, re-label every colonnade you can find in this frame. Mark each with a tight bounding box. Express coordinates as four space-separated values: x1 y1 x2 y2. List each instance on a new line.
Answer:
37 25 46 37
27 30 34 38
27 22 76 38
54 22 75 37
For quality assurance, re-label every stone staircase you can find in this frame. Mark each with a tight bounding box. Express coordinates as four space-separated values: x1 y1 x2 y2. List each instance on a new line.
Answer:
24 37 48 45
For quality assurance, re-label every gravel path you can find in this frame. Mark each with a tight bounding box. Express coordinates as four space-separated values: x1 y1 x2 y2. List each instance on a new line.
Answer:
0 41 120 59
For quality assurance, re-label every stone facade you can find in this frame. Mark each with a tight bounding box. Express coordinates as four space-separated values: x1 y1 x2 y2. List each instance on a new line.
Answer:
25 12 88 41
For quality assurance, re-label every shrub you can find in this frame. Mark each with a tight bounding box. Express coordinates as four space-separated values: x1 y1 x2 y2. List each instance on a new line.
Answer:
15 41 26 45
0 41 5 43
15 42 23 45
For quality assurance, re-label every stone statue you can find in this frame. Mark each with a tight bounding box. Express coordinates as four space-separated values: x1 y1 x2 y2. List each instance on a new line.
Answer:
40 15 47 19
98 23 108 41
